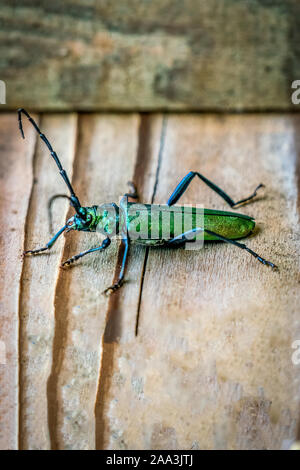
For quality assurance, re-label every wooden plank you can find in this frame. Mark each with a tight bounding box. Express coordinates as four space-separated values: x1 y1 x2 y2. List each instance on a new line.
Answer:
94 115 165 449
19 114 77 449
0 113 36 449
1 112 299 449
0 1 299 111
102 114 300 450
48 114 140 449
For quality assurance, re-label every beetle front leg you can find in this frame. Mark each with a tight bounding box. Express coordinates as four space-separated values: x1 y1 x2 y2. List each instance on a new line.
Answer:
23 224 68 256
61 237 111 267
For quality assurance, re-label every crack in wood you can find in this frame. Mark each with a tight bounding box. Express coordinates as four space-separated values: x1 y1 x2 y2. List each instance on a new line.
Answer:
103 114 155 344
94 114 165 449
94 114 150 449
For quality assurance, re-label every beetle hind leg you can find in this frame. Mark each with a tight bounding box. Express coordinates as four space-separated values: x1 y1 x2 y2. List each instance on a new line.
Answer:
243 246 278 269
166 227 278 270
167 171 265 208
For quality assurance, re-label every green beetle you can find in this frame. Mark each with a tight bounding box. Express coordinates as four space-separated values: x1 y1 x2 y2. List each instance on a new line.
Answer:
19 109 277 295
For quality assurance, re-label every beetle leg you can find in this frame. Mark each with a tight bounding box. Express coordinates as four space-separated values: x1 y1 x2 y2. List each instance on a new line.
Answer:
61 237 111 267
167 227 278 270
124 181 138 199
103 238 129 295
167 171 264 208
23 224 68 257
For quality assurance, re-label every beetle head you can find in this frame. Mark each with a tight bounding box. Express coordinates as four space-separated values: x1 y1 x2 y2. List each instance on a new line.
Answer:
66 206 98 232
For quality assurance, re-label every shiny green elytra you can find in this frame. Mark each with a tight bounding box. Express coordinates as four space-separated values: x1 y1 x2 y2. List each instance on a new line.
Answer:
18 108 277 296
85 203 255 244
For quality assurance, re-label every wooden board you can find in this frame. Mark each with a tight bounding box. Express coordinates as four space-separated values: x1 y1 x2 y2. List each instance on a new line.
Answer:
0 113 37 449
19 114 77 449
0 112 299 449
0 1 300 111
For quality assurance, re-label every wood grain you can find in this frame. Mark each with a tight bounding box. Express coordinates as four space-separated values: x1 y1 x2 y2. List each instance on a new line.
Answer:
0 112 299 449
96 115 300 450
19 114 77 449
95 115 165 449
0 113 36 449
0 1 299 111
48 114 140 449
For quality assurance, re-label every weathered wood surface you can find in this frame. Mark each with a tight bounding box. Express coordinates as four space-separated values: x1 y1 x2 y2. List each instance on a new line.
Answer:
19 114 77 449
0 114 36 449
0 112 299 449
1 1 300 111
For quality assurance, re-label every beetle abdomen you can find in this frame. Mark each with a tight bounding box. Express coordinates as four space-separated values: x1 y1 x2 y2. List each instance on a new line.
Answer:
126 204 255 243
203 211 255 240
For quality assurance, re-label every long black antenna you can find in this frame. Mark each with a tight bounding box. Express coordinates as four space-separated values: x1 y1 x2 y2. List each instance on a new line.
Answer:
18 108 82 215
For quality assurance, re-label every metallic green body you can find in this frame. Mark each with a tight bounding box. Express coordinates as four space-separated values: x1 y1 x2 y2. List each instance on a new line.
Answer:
90 202 255 244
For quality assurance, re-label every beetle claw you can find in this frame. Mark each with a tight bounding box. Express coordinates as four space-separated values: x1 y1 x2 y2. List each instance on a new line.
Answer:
61 260 71 267
257 256 278 271
102 279 124 296
23 248 47 256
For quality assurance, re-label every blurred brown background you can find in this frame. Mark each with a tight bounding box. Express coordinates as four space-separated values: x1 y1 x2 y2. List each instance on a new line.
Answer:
0 0 300 111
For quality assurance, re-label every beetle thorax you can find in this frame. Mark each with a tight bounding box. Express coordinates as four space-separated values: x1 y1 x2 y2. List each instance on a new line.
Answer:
95 203 119 237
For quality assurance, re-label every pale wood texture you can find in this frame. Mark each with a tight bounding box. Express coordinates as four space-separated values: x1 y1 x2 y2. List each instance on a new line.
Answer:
19 114 78 449
50 114 140 450
0 112 299 449
0 114 37 449
0 1 300 111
